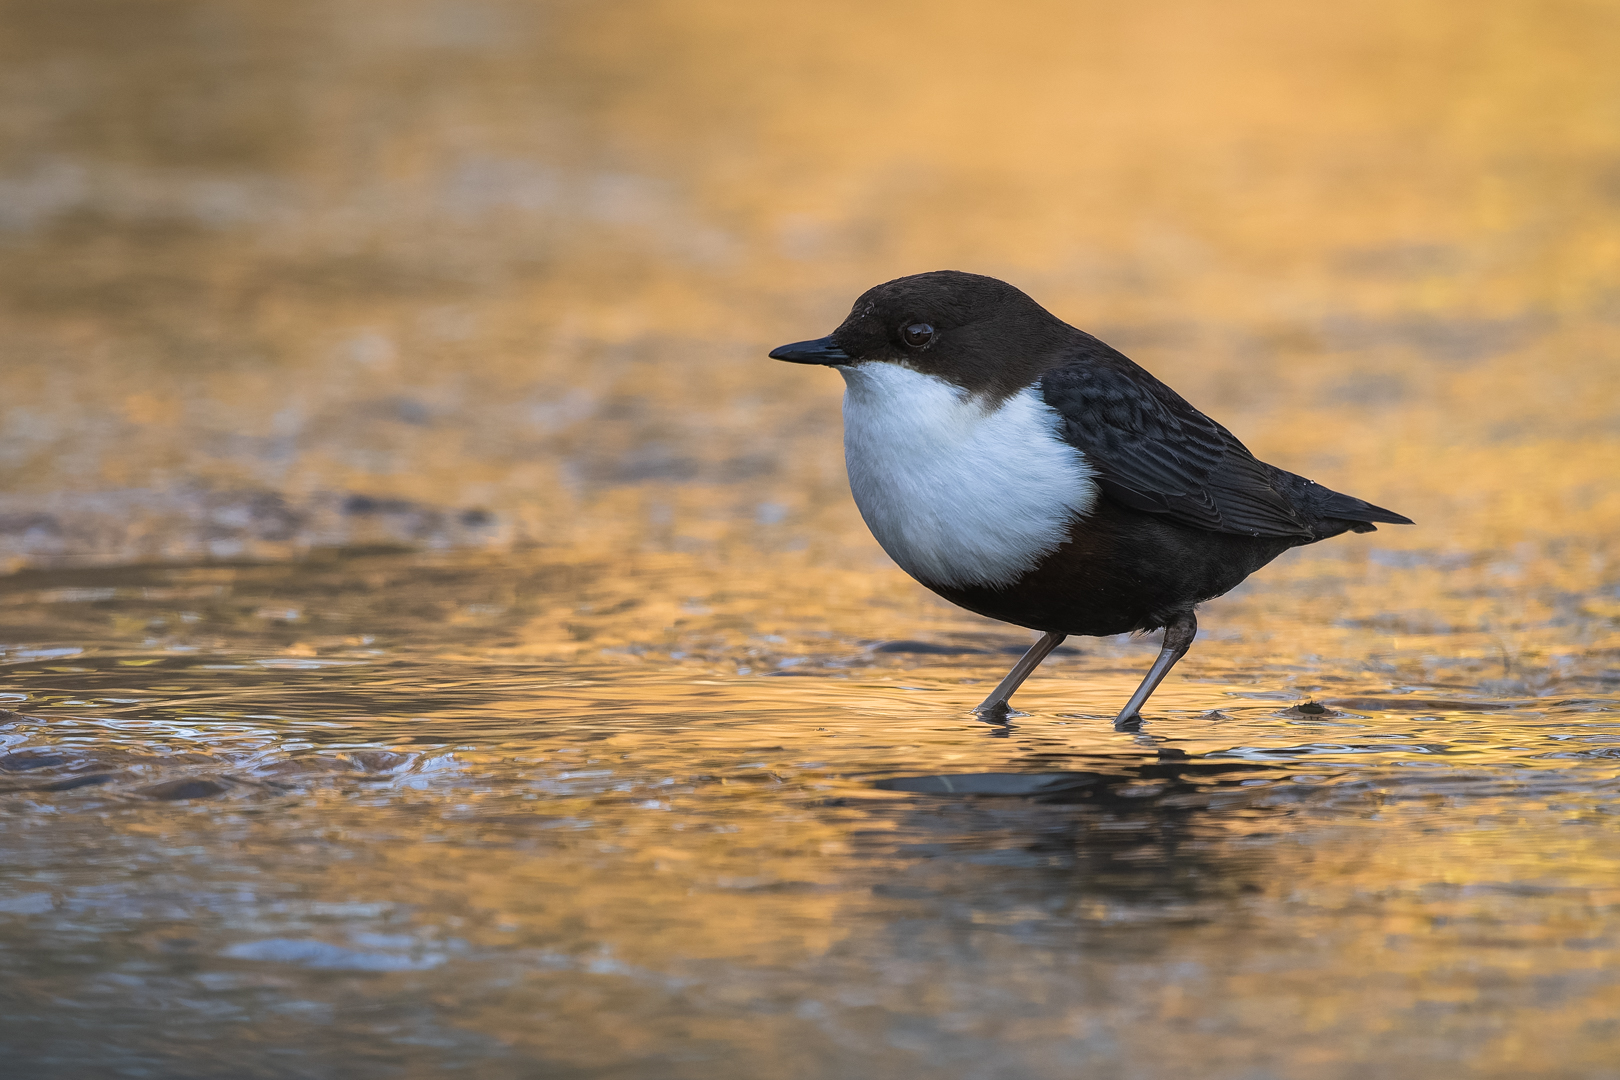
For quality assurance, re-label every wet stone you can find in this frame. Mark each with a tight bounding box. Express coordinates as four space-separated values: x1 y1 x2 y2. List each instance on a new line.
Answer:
0 750 70 771
1276 702 1364 719
135 778 230 801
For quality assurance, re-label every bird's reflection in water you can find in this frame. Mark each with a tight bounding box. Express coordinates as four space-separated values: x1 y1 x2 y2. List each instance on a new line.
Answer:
868 747 1289 917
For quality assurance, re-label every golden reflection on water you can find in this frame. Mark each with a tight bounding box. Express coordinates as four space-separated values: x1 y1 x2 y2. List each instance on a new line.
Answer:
2 0 1619 1076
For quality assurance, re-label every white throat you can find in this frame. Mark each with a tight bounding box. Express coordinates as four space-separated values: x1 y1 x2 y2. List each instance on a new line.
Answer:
839 362 1098 589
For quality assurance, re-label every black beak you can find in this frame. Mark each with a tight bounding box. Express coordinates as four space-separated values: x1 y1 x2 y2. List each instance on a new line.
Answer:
769 336 851 366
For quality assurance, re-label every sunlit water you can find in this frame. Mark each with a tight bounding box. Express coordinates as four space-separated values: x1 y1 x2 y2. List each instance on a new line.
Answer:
4 0 1620 1075
3 551 1619 1078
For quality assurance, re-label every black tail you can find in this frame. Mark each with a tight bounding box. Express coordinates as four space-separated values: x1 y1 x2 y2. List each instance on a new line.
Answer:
1314 490 1413 527
1267 467 1413 536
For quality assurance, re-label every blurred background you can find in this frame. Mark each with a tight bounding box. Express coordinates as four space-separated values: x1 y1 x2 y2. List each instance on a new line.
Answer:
2 0 1615 568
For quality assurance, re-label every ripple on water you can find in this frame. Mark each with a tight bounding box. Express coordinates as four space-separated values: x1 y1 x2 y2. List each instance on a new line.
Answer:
1 551 1619 1080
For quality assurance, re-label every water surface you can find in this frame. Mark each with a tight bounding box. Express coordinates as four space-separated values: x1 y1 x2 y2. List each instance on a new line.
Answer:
3 550 1619 1078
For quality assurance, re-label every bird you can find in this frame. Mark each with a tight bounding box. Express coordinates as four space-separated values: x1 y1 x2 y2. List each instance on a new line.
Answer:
770 270 1412 728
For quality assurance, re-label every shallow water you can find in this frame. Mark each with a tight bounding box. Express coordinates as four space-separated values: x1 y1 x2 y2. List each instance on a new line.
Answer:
3 550 1619 1078
4 0 1620 1075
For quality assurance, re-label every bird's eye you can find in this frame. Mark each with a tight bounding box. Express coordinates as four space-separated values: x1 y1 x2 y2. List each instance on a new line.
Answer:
901 322 934 348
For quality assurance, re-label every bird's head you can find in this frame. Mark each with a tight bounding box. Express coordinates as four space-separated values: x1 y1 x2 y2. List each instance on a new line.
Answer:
769 271 1073 401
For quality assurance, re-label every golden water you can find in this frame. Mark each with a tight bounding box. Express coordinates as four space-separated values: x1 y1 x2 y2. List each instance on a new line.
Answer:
2 1 1618 1076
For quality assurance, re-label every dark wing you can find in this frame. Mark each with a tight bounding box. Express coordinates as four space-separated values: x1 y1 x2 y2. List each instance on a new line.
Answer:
1039 339 1314 538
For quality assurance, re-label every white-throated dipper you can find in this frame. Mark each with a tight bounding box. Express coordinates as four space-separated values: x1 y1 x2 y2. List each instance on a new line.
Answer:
771 271 1412 727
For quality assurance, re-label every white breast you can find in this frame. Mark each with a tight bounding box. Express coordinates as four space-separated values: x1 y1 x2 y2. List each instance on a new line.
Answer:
839 362 1098 589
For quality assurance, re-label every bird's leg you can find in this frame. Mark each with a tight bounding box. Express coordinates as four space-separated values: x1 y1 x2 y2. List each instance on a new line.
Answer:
974 631 1067 718
1113 611 1198 728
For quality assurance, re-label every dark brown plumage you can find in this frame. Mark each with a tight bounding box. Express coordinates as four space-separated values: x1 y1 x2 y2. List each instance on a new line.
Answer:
772 270 1412 726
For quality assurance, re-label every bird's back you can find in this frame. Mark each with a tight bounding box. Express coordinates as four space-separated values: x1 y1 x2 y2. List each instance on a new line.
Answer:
1036 336 1411 541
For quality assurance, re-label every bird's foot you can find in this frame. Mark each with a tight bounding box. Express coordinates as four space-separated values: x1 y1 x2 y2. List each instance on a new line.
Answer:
972 700 1024 724
1112 711 1144 733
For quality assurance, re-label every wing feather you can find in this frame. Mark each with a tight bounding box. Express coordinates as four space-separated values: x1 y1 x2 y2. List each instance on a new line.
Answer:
1039 340 1314 538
